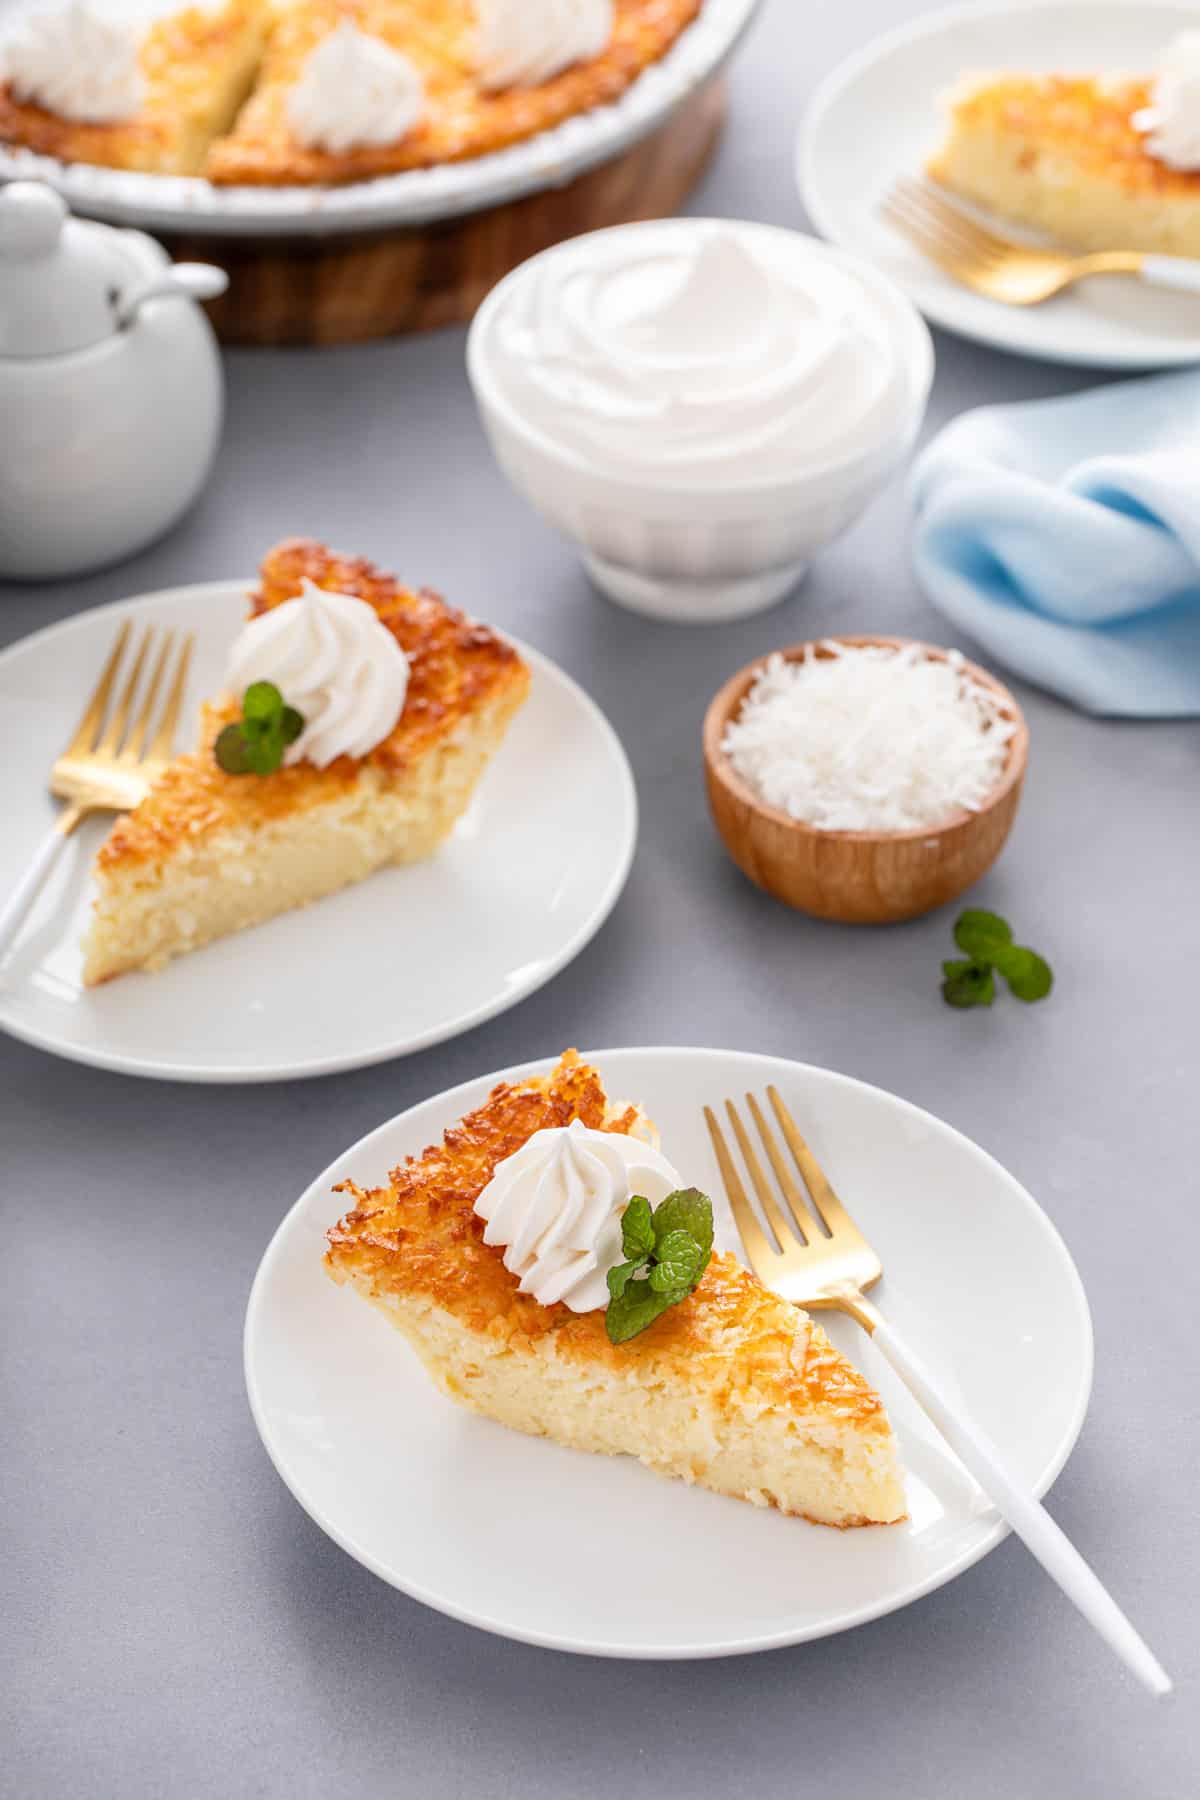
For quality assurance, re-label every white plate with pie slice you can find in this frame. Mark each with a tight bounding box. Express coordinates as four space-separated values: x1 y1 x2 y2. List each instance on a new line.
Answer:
0 0 761 237
244 1045 1094 1659
0 582 636 1082
799 0 1200 370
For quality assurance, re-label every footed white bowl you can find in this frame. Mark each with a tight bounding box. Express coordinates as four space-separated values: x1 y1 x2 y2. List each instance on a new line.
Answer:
468 225 934 624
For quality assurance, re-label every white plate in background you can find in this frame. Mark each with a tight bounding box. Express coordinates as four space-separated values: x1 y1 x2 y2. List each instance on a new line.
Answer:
0 582 636 1081
245 1045 1093 1657
799 0 1200 369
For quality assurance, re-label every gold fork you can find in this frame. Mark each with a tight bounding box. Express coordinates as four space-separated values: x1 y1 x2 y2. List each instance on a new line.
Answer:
706 1086 1171 1696
882 177 1200 305
0 622 193 958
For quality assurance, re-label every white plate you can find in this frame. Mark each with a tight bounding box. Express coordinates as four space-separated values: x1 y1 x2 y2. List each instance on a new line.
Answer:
244 1045 1093 1658
0 0 761 237
0 583 636 1082
799 0 1200 370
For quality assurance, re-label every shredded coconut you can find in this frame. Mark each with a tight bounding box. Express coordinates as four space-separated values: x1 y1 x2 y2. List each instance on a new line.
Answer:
721 642 1015 833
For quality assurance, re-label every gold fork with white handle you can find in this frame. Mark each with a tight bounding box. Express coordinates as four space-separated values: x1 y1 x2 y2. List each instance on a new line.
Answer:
0 623 193 960
705 1087 1172 1697
883 177 1200 305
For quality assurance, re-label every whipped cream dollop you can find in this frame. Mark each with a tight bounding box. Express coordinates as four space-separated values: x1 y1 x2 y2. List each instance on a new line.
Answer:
476 0 613 91
286 20 424 153
225 579 410 768
2 2 145 123
477 222 919 488
474 1120 684 1311
1133 31 1200 170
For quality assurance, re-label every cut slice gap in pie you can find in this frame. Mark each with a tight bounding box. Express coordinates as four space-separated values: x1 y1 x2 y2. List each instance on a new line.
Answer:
326 1050 908 1529
81 538 530 984
0 0 270 175
928 74 1200 257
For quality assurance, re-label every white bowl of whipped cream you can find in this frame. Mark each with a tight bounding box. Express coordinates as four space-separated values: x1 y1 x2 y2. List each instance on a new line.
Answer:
467 218 934 623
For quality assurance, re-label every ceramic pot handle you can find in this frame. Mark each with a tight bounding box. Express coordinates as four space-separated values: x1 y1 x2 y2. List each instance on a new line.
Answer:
116 263 228 329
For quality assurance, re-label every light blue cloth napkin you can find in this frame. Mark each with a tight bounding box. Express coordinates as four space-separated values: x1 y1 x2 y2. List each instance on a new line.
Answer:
910 370 1200 717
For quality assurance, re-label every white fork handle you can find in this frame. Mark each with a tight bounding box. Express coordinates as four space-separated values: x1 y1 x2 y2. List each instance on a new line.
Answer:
871 1314 1172 1697
0 825 71 960
1139 255 1200 294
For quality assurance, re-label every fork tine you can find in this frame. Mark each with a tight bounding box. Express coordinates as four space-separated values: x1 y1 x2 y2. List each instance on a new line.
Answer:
745 1092 825 1243
63 621 133 756
726 1098 798 1251
703 1105 776 1271
119 630 175 763
894 178 1013 259
767 1087 862 1242
884 190 1001 270
146 632 194 762
95 627 154 755
881 199 976 277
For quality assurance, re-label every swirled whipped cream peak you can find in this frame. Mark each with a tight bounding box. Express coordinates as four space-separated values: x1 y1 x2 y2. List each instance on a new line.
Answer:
476 0 614 92
474 1119 684 1311
477 221 919 488
225 578 410 768
1133 32 1200 170
286 20 424 153
2 2 145 124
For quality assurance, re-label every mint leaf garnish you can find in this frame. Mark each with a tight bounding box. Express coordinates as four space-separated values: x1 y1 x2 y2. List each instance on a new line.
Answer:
214 722 251 775
606 1189 714 1345
620 1196 655 1261
941 958 994 1009
606 1282 677 1344
954 909 1013 961
242 680 281 724
993 944 1054 1003
214 682 305 779
606 1260 642 1300
942 912 1052 1009
650 1228 705 1290
650 1188 714 1258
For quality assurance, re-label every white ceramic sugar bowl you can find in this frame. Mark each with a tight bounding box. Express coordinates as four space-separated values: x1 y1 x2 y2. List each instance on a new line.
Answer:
0 181 228 581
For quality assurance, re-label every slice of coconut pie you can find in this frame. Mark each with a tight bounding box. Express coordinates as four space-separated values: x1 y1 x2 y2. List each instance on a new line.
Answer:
326 1050 907 1528
81 538 529 983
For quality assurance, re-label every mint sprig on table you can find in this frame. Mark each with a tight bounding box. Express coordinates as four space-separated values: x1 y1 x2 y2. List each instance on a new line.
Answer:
942 909 1053 1009
215 681 304 776
606 1188 714 1344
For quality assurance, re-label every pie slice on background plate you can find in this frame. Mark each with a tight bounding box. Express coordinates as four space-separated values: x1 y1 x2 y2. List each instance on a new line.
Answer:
81 537 530 984
928 74 1200 257
326 1049 908 1528
0 0 270 174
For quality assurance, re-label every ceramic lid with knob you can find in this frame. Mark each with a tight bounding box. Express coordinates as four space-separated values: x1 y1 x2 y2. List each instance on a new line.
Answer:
0 179 229 358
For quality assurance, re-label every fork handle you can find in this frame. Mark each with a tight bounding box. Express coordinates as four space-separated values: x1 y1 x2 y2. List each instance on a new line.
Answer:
0 814 79 960
1139 255 1200 295
869 1313 1172 1697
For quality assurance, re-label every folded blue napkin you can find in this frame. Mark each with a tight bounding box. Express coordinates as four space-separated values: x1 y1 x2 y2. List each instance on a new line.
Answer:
910 370 1200 716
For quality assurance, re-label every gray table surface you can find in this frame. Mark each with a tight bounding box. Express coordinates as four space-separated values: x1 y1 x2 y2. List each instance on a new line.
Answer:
3 3 1197 1794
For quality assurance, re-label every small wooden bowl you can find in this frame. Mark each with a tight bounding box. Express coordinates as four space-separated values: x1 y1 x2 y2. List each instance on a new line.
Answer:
703 636 1029 925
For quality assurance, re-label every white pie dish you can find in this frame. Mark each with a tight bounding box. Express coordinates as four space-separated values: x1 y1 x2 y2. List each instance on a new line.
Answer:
0 0 762 237
244 1045 1093 1657
467 221 934 623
